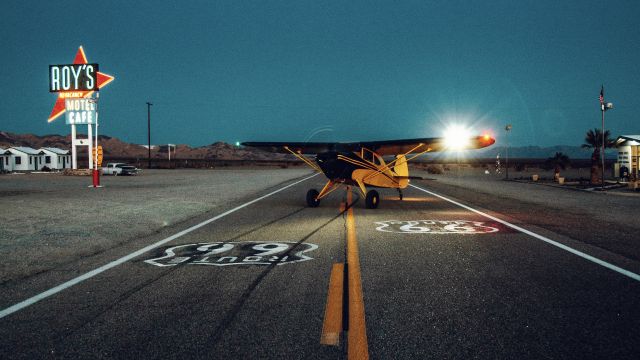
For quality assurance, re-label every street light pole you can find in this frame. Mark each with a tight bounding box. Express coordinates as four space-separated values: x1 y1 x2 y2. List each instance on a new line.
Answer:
505 124 512 180
147 102 152 169
599 85 613 190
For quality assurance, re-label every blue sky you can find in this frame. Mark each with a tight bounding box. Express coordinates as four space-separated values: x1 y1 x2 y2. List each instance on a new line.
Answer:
1 0 639 147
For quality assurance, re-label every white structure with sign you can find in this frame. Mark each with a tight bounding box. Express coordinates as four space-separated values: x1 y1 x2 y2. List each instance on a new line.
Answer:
48 47 113 171
66 97 97 169
615 135 640 179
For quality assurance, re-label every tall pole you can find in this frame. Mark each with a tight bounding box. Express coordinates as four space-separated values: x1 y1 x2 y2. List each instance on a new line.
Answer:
147 102 152 169
598 85 612 190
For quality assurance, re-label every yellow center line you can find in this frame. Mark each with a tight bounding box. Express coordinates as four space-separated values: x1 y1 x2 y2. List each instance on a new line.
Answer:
321 262 344 346
346 189 369 360
321 200 347 346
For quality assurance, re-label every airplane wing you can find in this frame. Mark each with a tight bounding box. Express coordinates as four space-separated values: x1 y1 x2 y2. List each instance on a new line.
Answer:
242 136 494 155
355 136 494 155
240 142 347 154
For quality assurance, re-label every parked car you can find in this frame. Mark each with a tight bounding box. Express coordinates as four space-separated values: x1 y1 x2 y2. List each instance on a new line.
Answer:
102 163 140 176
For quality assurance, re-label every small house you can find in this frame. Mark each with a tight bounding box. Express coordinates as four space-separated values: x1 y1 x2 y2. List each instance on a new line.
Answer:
40 147 71 170
8 147 45 171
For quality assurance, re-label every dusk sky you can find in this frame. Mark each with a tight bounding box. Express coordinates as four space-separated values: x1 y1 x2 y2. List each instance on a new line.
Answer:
1 0 639 147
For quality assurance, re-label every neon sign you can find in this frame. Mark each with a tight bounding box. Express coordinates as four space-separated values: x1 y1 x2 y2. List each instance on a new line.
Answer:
49 64 99 92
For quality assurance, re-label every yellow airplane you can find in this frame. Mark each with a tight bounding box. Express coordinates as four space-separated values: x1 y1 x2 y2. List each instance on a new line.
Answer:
243 132 494 209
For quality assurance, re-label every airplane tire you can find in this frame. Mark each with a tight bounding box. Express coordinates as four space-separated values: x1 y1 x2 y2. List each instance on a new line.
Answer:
365 190 380 209
306 189 320 207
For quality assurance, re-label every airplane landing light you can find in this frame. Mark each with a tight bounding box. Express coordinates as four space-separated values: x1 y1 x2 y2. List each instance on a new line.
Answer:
444 125 471 150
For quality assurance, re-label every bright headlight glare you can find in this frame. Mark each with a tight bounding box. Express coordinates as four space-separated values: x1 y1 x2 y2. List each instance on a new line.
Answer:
444 125 471 149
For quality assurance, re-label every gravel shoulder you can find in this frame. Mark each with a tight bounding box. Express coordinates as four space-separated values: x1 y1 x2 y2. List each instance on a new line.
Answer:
414 166 640 261
0 169 313 284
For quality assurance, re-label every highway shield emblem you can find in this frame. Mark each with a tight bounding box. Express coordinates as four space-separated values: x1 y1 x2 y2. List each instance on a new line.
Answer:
375 220 499 234
144 241 318 267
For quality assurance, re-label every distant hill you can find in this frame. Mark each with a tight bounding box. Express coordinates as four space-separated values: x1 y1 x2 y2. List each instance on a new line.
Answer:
0 131 616 160
0 131 292 161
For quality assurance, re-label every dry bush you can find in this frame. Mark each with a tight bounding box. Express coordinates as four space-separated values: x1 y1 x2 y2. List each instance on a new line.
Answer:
426 164 444 174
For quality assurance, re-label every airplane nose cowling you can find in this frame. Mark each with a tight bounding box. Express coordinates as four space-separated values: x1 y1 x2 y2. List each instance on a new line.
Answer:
316 152 354 181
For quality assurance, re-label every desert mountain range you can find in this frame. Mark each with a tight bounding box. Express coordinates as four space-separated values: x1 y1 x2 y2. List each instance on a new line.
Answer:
0 132 292 161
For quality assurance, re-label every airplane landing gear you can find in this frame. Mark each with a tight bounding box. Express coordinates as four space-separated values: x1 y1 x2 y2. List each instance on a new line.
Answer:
365 190 380 209
306 189 320 207
397 189 403 201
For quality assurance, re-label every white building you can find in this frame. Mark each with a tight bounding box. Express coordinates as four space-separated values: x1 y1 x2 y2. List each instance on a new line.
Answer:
7 147 45 171
40 147 71 170
0 148 11 172
615 135 640 179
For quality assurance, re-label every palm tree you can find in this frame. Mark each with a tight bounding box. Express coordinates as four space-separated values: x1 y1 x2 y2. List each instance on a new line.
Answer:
546 152 570 180
581 128 615 184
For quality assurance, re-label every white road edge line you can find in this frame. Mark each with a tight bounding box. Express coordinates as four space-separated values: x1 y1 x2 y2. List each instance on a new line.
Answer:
0 173 319 319
410 184 640 282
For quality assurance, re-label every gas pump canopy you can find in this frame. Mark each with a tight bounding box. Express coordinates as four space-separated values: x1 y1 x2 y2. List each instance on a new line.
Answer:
48 46 114 123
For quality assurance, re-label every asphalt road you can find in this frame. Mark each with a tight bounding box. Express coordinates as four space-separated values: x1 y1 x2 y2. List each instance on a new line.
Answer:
1 171 639 359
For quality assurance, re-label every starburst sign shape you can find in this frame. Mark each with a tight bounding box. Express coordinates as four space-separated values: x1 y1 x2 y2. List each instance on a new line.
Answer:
48 46 114 122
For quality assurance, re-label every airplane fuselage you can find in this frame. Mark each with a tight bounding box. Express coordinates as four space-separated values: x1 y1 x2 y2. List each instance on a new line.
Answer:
316 151 397 188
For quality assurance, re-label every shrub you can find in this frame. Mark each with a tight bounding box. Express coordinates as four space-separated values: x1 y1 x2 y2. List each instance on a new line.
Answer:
426 165 444 174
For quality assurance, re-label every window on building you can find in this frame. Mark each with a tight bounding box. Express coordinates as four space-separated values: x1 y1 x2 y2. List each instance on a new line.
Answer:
45 156 51 164
4 157 7 166
15 157 21 165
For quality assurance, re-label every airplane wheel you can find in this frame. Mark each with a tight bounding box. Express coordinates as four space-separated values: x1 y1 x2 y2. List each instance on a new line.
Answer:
306 189 320 207
365 190 380 209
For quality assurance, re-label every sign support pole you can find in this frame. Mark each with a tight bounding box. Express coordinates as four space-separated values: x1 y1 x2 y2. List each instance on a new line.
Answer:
71 124 77 169
87 123 94 170
93 94 100 187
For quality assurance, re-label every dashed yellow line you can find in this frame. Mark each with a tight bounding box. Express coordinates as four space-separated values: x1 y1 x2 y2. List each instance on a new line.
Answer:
346 189 369 360
321 262 344 346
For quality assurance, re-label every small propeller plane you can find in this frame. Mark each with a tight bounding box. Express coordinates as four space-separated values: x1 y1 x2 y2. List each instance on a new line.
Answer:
243 132 494 209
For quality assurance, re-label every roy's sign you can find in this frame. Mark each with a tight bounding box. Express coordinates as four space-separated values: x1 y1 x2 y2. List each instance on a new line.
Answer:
49 63 100 92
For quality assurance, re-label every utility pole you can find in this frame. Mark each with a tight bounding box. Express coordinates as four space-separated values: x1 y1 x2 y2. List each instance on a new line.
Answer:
147 102 152 169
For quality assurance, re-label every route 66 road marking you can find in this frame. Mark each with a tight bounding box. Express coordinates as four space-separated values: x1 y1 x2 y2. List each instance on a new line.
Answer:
145 242 318 267
375 220 499 234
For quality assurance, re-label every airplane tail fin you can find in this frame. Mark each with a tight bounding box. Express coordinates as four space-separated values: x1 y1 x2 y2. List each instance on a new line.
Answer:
393 155 409 188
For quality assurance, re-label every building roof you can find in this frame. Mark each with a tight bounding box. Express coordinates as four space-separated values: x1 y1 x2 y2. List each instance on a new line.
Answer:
616 135 640 146
0 148 8 155
9 146 43 155
41 147 69 155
